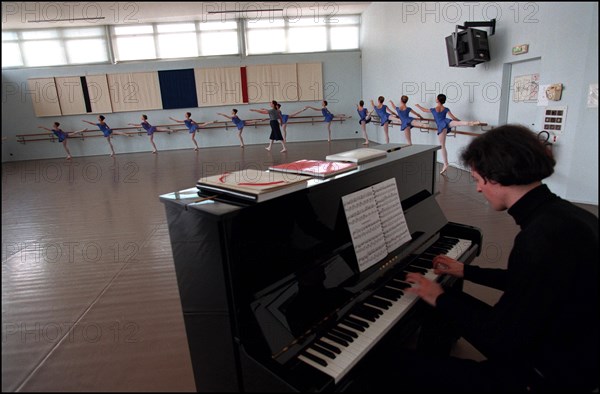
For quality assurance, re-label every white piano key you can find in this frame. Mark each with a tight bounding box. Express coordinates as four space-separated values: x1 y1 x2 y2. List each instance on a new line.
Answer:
297 238 473 384
298 354 341 378
304 348 344 375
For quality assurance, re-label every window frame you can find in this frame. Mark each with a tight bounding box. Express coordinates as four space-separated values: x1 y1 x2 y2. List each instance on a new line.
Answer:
244 14 360 56
1 14 359 69
2 26 111 69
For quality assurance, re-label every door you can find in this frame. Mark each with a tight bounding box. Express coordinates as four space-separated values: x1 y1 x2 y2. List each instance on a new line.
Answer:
504 58 541 129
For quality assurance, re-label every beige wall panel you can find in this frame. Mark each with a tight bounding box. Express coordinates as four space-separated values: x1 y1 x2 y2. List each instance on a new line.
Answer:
297 63 323 101
28 78 62 117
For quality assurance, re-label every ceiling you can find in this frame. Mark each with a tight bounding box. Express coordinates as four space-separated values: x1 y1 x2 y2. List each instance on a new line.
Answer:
2 2 372 30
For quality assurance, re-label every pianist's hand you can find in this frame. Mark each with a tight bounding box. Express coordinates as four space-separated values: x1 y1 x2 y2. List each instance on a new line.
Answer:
432 255 464 278
405 273 443 307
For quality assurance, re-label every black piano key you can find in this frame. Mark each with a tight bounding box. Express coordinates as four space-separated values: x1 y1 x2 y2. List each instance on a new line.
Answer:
311 344 336 359
350 309 377 323
330 329 354 343
301 350 328 367
388 280 410 290
334 325 358 338
394 272 408 281
316 339 341 354
345 316 369 328
441 236 459 243
373 296 393 306
373 291 398 302
357 304 383 317
404 266 427 274
365 297 391 310
324 333 349 347
375 287 402 301
341 319 366 332
412 258 433 269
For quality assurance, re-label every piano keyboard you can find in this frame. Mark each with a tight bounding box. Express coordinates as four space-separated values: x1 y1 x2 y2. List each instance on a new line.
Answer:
297 236 472 384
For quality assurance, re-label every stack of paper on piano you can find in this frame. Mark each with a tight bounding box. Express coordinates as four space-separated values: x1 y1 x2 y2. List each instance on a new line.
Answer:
325 148 387 164
268 159 358 178
196 168 310 202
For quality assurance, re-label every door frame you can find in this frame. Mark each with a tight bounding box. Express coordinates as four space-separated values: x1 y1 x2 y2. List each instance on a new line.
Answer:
498 56 542 125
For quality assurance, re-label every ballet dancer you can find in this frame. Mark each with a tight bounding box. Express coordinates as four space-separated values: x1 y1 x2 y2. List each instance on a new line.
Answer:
389 96 428 146
370 96 395 144
38 122 87 160
128 114 170 153
250 101 287 152
276 104 306 142
415 94 483 174
82 115 130 157
357 100 374 145
217 109 261 148
305 101 347 142
169 112 214 151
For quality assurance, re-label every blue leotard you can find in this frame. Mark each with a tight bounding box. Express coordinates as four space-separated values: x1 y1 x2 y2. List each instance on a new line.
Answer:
96 122 112 137
184 119 198 133
53 128 67 142
396 107 415 131
374 105 391 126
281 114 289 125
322 108 334 123
232 116 245 130
357 108 371 125
430 107 453 135
141 121 156 135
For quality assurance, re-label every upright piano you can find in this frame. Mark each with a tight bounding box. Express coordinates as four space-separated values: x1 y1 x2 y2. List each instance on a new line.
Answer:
159 145 482 392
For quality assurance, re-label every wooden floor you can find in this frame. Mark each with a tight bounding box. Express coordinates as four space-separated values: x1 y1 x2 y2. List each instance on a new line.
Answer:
2 139 597 392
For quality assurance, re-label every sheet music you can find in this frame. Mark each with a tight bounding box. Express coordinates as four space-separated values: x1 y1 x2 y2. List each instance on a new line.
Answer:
342 178 411 272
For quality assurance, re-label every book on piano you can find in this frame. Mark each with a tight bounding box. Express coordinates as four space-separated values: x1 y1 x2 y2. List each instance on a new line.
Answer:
268 160 358 178
325 148 387 164
196 168 310 202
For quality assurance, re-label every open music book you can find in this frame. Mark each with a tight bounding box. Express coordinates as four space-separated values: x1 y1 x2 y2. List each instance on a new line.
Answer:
325 148 387 164
197 168 310 202
342 178 412 272
268 159 358 178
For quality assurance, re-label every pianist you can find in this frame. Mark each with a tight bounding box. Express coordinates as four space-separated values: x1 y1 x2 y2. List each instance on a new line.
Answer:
356 125 599 392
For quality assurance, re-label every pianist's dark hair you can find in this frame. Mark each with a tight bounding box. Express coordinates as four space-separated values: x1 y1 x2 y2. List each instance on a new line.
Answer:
460 124 555 186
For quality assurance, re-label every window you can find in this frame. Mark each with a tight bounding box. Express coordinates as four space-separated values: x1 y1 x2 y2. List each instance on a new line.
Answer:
1 14 356 69
2 27 109 68
2 32 23 68
288 23 327 53
329 16 360 50
246 28 286 54
198 21 239 56
62 27 109 65
157 23 197 59
112 24 156 61
112 21 240 62
245 15 360 55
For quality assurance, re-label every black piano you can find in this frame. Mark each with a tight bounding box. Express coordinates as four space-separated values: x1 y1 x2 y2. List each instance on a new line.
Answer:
159 145 482 392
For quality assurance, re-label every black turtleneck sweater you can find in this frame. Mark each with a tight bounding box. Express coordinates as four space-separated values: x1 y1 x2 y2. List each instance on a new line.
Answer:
436 184 599 390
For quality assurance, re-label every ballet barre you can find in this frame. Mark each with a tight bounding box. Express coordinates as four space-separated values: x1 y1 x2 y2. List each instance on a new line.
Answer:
370 115 490 136
15 115 351 144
